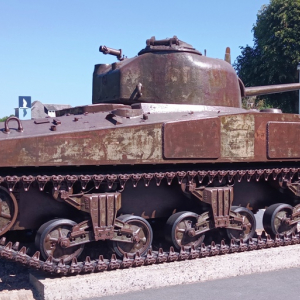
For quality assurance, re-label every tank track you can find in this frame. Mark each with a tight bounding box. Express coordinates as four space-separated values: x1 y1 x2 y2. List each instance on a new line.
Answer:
0 166 299 276
0 232 299 276
0 166 298 192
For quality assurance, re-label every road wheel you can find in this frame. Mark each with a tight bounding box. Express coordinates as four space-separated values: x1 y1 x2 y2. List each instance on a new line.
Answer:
165 211 205 250
35 218 84 263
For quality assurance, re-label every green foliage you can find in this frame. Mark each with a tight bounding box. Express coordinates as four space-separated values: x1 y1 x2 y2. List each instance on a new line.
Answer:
234 0 300 113
0 115 13 122
241 96 273 111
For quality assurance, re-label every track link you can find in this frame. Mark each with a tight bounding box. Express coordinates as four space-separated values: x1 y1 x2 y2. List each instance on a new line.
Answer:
0 167 298 192
0 232 300 276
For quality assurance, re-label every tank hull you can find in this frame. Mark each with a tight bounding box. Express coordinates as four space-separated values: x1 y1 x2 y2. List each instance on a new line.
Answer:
1 103 300 168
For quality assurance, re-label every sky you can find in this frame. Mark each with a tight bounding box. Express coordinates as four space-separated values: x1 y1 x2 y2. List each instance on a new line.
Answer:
0 0 269 118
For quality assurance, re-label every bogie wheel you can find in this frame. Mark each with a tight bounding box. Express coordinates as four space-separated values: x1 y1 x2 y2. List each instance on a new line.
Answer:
226 206 256 242
35 219 84 263
0 187 18 236
111 215 153 258
263 203 296 238
165 211 205 251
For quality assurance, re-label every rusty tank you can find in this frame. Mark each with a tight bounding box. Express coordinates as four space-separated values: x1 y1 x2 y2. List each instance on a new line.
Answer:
1 36 300 274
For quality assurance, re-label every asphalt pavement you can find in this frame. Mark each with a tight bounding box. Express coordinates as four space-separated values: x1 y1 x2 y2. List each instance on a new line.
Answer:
89 267 300 300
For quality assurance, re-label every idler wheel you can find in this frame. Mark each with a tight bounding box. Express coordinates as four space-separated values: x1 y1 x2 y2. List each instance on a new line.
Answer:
263 203 296 238
165 211 205 250
35 219 84 263
226 206 256 242
111 215 153 258
0 187 18 236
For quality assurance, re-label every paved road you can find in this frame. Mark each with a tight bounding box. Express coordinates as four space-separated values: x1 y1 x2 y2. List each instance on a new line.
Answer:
89 267 300 300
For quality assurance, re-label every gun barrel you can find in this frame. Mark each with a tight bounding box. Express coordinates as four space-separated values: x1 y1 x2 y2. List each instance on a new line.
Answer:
99 46 123 61
245 83 300 97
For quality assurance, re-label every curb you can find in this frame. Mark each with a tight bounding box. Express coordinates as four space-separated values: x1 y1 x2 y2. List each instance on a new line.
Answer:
29 244 300 300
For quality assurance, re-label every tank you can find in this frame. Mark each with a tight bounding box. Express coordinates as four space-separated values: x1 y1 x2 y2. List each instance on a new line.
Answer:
1 36 300 274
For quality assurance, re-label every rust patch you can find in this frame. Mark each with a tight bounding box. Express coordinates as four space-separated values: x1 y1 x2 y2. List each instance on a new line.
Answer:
267 122 300 159
163 118 220 159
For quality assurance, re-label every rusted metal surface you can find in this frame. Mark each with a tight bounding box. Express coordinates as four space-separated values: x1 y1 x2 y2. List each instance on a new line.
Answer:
138 36 202 56
267 122 300 159
87 193 121 241
100 45 124 61
163 118 220 159
0 121 163 166
195 186 234 228
1 231 299 276
245 83 300 97
3 109 300 167
3 116 24 134
221 114 255 159
55 103 128 117
0 187 18 235
93 37 242 108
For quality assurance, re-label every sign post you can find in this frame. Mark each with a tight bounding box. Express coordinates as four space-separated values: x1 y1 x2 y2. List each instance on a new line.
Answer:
18 96 31 120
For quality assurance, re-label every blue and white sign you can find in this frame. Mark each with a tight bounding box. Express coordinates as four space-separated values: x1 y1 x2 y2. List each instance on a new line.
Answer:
18 96 31 120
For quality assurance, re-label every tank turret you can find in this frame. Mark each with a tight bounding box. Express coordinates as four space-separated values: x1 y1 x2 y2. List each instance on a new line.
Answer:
93 36 300 109
93 36 242 108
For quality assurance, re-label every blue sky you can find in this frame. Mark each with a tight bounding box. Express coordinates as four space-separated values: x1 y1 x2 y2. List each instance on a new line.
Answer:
0 0 268 117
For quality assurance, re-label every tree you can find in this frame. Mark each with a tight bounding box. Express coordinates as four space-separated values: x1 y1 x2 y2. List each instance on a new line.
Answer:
234 0 300 113
0 116 12 122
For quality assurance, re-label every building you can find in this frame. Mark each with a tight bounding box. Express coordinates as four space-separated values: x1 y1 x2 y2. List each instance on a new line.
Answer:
15 101 72 119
